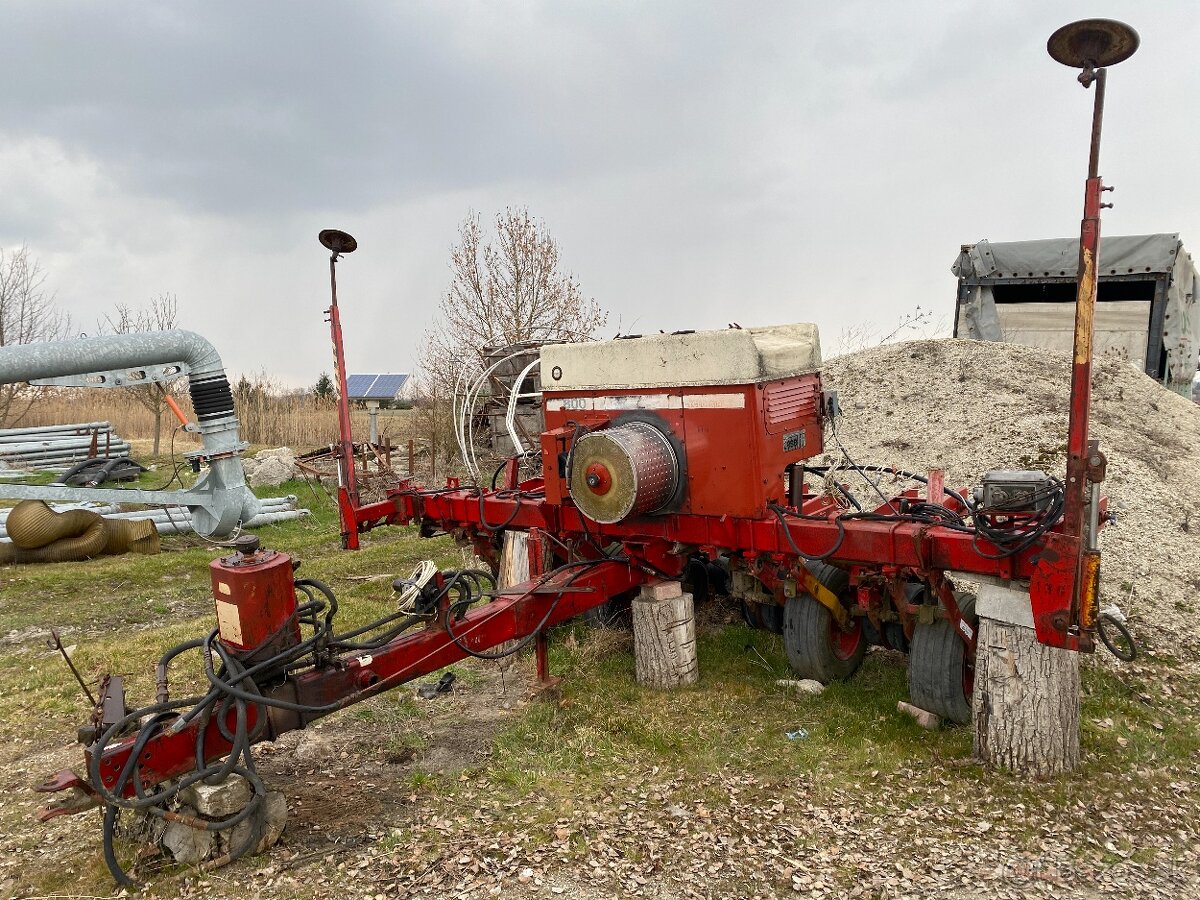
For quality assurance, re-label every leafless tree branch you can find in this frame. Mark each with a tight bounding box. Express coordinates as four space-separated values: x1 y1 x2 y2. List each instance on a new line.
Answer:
0 245 70 427
420 208 607 398
96 293 183 455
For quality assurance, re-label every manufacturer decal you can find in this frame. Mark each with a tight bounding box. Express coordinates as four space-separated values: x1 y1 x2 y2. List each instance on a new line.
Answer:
783 430 806 452
215 599 243 645
546 392 746 412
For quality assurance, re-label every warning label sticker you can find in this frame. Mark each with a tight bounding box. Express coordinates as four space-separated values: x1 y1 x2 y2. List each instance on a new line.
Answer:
215 599 244 645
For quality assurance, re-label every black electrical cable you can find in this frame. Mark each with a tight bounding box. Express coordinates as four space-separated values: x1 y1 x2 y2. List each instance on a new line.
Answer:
443 558 620 660
101 805 135 887
477 488 522 532
88 550 623 885
490 459 509 490
832 480 863 511
827 417 901 513
970 477 1065 559
92 693 264 885
840 508 975 534
201 637 344 715
92 586 348 882
93 559 482 886
768 503 845 561
330 613 426 650
802 463 971 510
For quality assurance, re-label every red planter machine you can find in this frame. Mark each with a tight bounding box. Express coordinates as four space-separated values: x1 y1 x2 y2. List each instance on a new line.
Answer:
38 317 1109 884
34 20 1136 883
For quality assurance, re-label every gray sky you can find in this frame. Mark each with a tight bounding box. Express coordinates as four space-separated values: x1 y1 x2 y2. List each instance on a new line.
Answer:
2 2 1196 386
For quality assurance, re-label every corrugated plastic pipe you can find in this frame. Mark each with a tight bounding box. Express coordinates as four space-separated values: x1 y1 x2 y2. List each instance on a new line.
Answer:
0 500 159 564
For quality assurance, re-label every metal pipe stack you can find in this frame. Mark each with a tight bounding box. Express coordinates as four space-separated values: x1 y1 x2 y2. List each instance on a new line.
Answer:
0 422 131 473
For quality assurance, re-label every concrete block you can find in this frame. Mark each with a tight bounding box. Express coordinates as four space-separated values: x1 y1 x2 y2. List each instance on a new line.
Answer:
249 457 292 488
776 678 825 695
897 701 941 731
226 791 288 856
178 775 251 817
976 578 1035 628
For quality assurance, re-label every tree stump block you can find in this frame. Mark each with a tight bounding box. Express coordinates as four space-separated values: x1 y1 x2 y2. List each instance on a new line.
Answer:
973 581 1080 777
494 531 554 664
632 580 699 689
498 530 554 588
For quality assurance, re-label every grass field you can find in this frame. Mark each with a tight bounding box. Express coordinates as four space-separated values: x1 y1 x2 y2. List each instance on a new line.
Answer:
0 471 1198 898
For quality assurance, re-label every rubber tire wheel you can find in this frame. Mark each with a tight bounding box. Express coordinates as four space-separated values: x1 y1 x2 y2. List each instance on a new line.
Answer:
783 562 865 683
742 600 784 635
907 592 977 725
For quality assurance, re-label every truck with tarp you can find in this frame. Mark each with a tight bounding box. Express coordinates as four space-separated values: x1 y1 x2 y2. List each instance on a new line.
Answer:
953 233 1198 395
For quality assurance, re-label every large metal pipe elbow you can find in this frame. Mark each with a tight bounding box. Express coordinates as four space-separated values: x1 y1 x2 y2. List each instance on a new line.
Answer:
0 329 224 384
0 330 259 537
0 329 238 444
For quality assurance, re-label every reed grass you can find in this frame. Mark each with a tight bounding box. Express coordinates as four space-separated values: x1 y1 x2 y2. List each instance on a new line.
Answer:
17 375 416 452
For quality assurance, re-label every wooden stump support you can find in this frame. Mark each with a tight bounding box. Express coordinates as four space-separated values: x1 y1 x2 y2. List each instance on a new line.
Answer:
973 579 1080 777
632 580 699 689
496 530 556 678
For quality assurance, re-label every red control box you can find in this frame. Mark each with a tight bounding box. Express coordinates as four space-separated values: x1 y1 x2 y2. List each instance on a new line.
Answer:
210 548 299 657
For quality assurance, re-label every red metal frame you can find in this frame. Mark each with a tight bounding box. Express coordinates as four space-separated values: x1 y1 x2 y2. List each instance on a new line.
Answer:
40 30 1130 865
1061 65 1110 637
87 558 644 797
336 474 1094 650
82 466 1097 802
326 250 360 550
542 376 824 519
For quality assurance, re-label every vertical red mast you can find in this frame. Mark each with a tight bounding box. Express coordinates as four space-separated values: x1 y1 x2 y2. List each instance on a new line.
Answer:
1046 19 1139 638
319 228 360 550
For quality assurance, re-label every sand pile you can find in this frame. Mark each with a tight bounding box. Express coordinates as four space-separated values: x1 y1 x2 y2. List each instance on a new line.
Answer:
822 339 1200 663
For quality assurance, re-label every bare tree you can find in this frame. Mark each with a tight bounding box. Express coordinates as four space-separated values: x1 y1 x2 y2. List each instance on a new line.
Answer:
99 294 182 455
0 246 69 427
421 208 608 395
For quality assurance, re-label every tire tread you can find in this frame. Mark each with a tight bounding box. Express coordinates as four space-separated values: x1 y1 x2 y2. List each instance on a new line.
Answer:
908 593 976 725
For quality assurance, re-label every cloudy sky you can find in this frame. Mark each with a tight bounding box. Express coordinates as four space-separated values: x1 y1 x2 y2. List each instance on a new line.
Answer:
1 2 1196 386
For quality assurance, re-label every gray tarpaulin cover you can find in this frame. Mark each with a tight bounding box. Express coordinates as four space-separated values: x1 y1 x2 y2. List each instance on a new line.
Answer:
953 234 1199 389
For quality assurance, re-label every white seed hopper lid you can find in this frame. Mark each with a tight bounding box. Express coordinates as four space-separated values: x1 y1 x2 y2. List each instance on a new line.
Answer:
540 323 821 390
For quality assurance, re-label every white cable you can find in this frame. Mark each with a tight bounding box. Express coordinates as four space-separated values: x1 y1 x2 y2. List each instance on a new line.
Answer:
456 349 533 481
395 559 438 614
473 349 537 477
505 357 541 457
452 365 471 474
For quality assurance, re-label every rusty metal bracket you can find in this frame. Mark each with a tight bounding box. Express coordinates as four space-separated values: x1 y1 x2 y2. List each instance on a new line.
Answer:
34 768 100 822
1086 440 1108 482
1029 531 1084 651
931 575 976 654
797 567 850 629
46 630 96 707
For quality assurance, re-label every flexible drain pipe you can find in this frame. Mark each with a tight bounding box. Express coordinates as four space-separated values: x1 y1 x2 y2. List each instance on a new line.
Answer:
0 330 259 537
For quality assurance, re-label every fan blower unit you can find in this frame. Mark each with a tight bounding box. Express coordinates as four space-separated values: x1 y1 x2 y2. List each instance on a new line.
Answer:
568 422 680 524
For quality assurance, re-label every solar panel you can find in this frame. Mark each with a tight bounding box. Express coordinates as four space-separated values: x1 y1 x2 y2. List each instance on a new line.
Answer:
345 374 377 397
346 373 410 400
